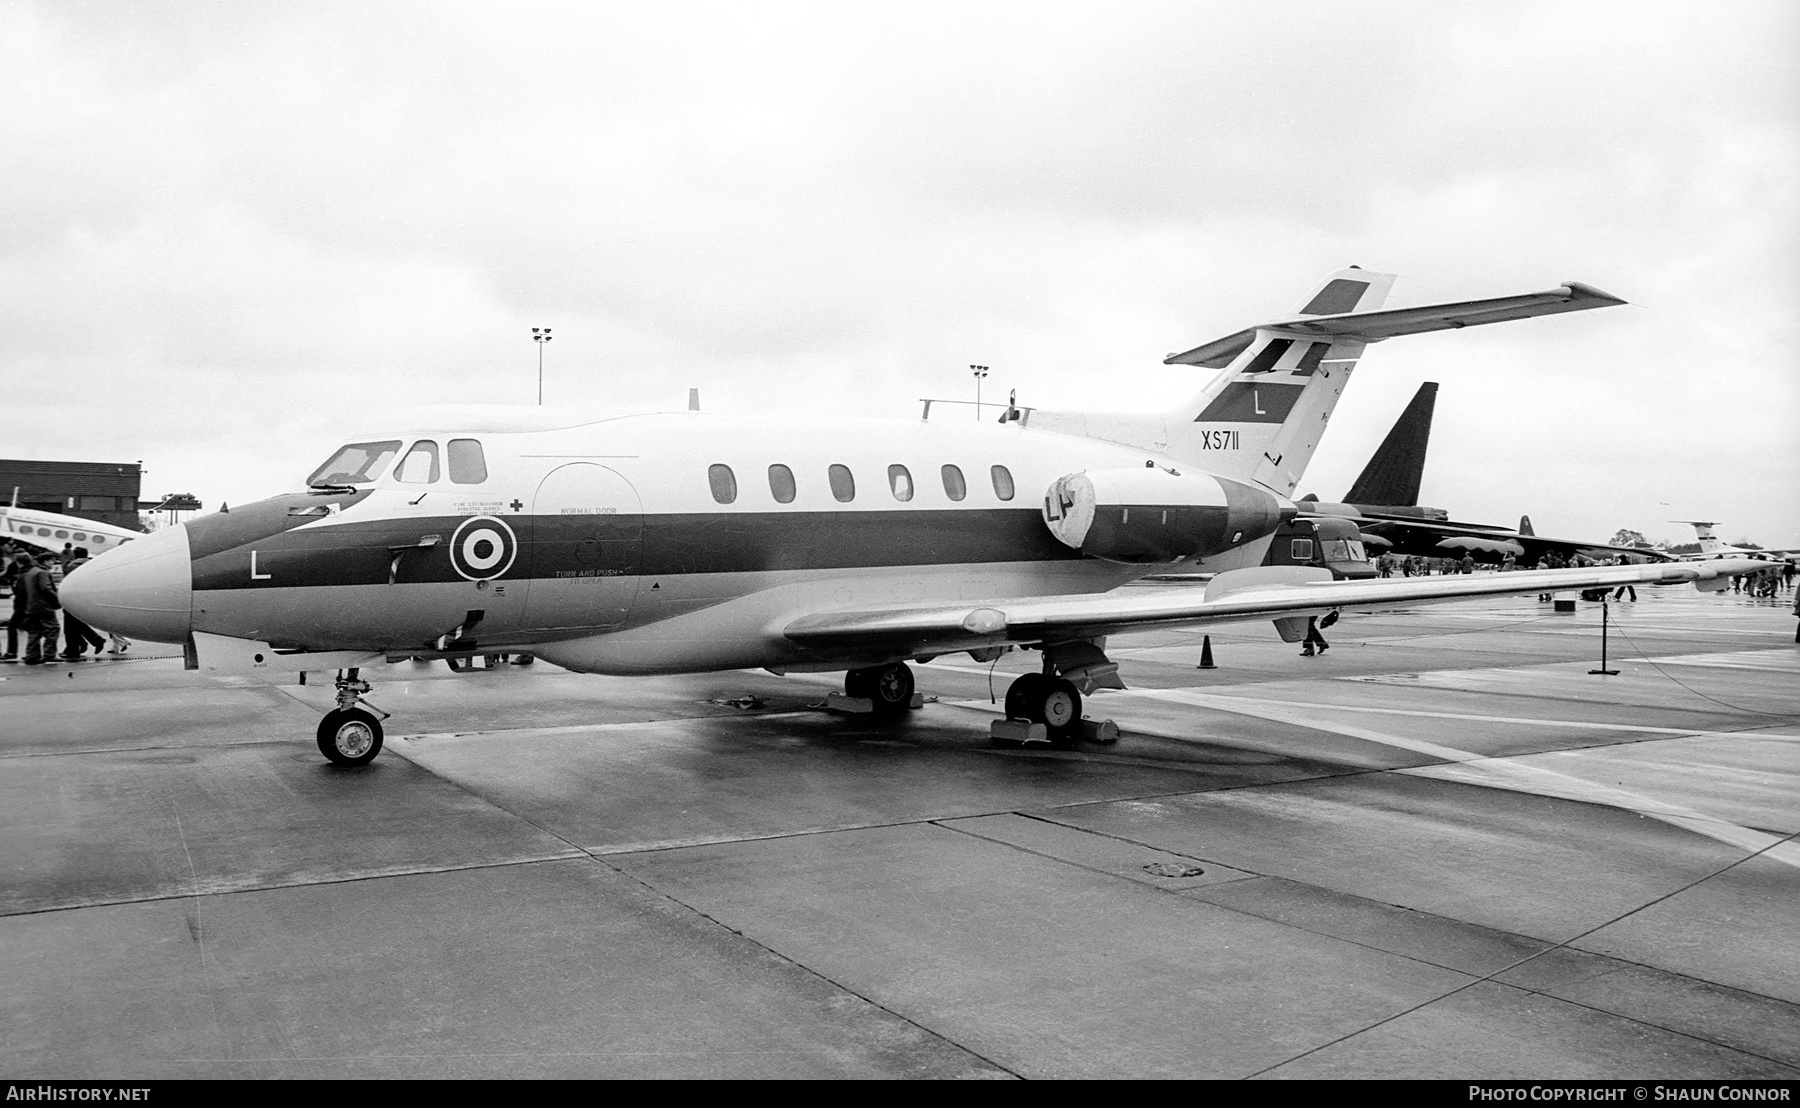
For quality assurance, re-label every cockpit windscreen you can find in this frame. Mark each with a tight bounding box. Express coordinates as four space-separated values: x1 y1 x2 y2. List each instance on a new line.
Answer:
308 441 402 487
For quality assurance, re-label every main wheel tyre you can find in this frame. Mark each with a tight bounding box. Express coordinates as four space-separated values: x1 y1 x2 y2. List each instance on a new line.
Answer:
317 708 384 766
844 667 874 700
1004 673 1050 720
1005 674 1082 742
866 662 915 714
1041 678 1083 743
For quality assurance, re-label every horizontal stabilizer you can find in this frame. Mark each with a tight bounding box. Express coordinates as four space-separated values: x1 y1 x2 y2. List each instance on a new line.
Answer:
1164 282 1627 367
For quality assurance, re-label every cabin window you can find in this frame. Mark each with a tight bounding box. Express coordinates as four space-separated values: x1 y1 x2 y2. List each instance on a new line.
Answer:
990 465 1015 501
447 439 488 484
888 465 913 502
1323 539 1365 563
768 464 796 504
708 464 738 504
394 440 441 484
1290 539 1315 561
828 464 855 502
941 465 966 502
308 440 402 487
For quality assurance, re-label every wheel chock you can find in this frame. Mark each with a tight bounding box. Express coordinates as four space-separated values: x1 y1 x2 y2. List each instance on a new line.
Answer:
1079 718 1120 744
824 692 924 714
990 719 1049 745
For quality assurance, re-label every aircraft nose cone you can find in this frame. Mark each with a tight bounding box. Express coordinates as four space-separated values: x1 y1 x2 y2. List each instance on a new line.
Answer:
61 526 193 644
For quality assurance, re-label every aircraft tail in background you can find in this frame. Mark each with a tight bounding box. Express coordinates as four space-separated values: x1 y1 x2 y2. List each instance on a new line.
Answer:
1031 271 1627 499
1343 381 1437 507
1519 515 1535 536
1673 520 1726 553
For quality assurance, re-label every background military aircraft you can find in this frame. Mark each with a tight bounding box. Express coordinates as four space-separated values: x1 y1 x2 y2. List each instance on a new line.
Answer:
1669 521 1800 563
1296 382 1668 566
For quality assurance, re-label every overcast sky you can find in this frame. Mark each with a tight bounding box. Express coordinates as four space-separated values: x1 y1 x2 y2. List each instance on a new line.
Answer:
4 0 1795 548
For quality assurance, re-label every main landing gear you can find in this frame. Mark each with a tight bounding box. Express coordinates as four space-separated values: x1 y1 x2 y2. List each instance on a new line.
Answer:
993 643 1122 747
316 668 390 767
1002 672 1084 741
842 661 916 715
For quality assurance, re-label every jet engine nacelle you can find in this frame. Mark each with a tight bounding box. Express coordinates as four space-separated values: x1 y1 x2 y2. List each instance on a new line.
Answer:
1042 467 1287 564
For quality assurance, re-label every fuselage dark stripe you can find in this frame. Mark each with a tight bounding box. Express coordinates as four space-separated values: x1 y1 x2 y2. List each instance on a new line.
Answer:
190 507 1080 591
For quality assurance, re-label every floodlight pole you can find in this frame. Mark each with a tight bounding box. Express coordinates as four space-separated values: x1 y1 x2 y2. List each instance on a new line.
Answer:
532 327 553 405
971 364 989 421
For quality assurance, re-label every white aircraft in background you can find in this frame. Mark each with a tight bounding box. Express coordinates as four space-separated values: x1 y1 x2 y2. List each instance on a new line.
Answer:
63 268 1762 767
0 501 140 557
1670 521 1800 562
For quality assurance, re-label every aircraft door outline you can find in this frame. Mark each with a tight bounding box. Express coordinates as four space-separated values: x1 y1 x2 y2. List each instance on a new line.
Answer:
522 463 644 633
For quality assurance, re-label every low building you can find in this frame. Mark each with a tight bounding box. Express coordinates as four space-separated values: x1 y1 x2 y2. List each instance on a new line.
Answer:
0 459 147 533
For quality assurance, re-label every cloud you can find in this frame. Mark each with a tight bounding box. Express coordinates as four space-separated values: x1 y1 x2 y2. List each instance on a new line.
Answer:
1 0 1795 543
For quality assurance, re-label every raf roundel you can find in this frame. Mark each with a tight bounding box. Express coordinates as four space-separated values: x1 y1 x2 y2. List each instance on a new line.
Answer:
449 516 519 582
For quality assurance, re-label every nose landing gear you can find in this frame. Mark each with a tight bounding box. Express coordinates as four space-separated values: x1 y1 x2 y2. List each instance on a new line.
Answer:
317 668 390 766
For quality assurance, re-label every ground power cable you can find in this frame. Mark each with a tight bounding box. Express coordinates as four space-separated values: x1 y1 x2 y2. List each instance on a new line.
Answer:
1603 616 1799 718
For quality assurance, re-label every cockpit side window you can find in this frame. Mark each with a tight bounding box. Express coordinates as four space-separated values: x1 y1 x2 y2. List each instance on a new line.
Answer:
447 439 487 484
308 440 402 487
394 440 441 484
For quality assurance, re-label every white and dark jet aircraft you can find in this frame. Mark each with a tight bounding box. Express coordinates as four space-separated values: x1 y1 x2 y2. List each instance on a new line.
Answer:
2 499 141 557
62 268 1764 766
1669 521 1800 562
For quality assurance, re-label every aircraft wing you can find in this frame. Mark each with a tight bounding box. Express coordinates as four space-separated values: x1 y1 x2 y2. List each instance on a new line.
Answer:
783 559 1753 656
1350 516 1671 565
1165 282 1626 368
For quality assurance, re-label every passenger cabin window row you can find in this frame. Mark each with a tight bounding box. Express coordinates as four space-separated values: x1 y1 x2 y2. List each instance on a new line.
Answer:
706 463 1016 506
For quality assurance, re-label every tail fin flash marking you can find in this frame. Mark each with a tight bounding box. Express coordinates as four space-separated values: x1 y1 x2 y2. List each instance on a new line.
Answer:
1293 343 1331 376
1241 338 1296 375
1300 279 1375 316
1195 382 1304 423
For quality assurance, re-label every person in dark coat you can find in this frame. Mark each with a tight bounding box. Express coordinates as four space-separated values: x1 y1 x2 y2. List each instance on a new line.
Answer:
1301 609 1338 657
58 547 107 659
2 550 32 661
20 552 62 665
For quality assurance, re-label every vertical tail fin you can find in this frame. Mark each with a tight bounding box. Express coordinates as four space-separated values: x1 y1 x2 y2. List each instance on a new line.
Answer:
1031 272 1626 500
1519 515 1535 536
1342 381 1438 506
1159 268 1396 496
1674 521 1724 552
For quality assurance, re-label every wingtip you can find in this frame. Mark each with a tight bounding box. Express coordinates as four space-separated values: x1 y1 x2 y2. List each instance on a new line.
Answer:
1562 281 1628 306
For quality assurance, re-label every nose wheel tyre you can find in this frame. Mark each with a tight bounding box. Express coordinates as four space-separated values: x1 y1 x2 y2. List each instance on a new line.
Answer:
317 708 384 766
